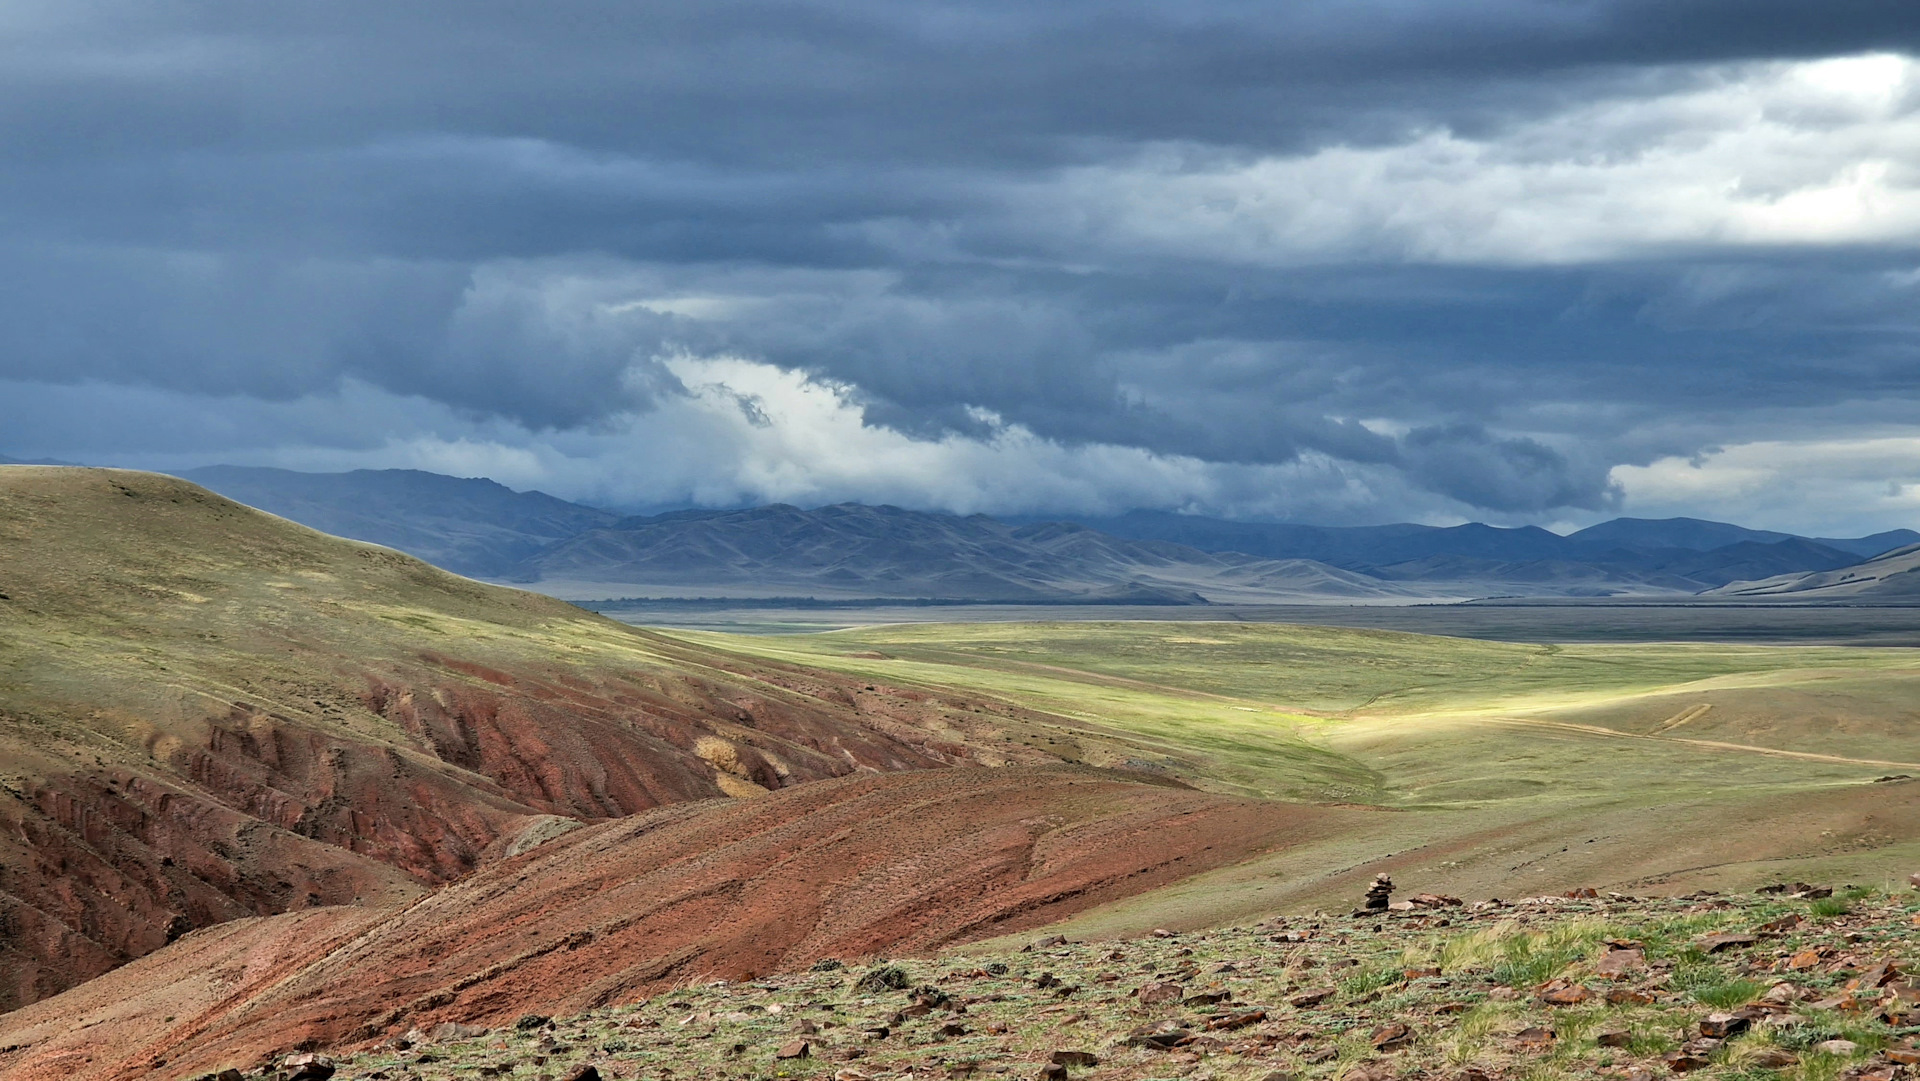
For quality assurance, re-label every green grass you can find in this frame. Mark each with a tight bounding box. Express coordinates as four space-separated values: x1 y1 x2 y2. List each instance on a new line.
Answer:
675 619 1920 930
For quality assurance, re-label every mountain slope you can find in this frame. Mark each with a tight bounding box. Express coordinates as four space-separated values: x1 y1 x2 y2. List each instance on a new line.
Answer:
0 467 1032 1007
182 466 619 577
515 503 1433 602
0 765 1354 1080
1706 542 1920 600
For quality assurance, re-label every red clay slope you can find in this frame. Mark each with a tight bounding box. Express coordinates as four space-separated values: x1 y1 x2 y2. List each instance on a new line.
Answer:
0 765 1366 1081
0 467 1056 1007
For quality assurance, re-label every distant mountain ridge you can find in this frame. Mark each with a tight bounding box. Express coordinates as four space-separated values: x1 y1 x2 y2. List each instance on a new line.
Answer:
155 465 1920 602
180 465 619 577
517 502 1427 603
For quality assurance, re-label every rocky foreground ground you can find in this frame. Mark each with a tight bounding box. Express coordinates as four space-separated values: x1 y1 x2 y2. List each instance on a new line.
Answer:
249 882 1920 1081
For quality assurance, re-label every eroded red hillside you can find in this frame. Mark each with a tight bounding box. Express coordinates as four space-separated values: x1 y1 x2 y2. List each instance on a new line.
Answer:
0 468 1055 1007
0 765 1361 1081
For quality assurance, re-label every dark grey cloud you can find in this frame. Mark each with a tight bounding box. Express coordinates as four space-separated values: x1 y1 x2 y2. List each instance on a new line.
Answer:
0 1 1917 526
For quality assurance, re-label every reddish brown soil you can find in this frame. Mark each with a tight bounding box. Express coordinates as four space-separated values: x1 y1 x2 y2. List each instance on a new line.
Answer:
0 765 1360 1081
0 468 1061 1008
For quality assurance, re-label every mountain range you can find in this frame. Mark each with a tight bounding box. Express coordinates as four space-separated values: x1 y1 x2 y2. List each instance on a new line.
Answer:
110 465 1920 602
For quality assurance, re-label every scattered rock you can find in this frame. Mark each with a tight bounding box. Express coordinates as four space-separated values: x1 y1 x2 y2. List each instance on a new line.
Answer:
1606 988 1655 1006
1029 935 1068 950
1126 1021 1192 1049
1700 1013 1750 1038
283 1056 336 1081
1596 949 1647 975
1537 979 1592 1006
1206 1010 1267 1031
1038 1065 1068 1081
1756 914 1804 933
1815 1040 1860 1056
1596 1029 1632 1047
1371 1022 1414 1051
1363 874 1394 912
854 965 910 993
1787 948 1826 970
1290 988 1336 1008
1699 933 1758 954
775 1040 810 1060
1514 1026 1555 1050
1662 1051 1711 1073
1049 1050 1098 1067
1745 1048 1798 1069
428 1022 488 1041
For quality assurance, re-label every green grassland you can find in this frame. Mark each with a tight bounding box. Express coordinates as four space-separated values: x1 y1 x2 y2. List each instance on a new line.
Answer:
674 621 1920 936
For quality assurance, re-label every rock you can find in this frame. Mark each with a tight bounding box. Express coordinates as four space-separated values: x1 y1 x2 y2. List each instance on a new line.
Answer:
796 1018 819 1035
284 1058 335 1081
1457 1069 1493 1081
938 1022 967 1037
216 1071 245 1081
1030 935 1068 950
1487 985 1520 1001
1050 1050 1099 1067
1151 928 1177 938
1343 1062 1393 1081
1745 1048 1798 1069
775 1040 811 1060
1700 1013 1751 1038
1596 949 1647 975
1404 966 1442 979
1699 933 1758 954
516 1014 552 1030
1182 987 1232 1006
1290 987 1336 1008
1033 971 1061 989
1038 1065 1068 1081
1814 1040 1860 1056
1662 1051 1711 1073
1126 1021 1192 1049
1388 900 1416 911
1363 874 1394 912
1597 1029 1632 1047
1371 1022 1414 1051
854 965 910 993
429 1022 488 1041
1887 1049 1920 1066
1514 1026 1555 1050
1756 914 1804 933
559 1069 600 1081
1208 1009 1267 1031
1537 979 1592 1006
1909 873 1920 890
1606 988 1655 1006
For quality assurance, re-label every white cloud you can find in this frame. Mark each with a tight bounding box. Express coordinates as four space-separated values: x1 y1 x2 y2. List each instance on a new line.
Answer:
1613 435 1920 536
995 52 1920 266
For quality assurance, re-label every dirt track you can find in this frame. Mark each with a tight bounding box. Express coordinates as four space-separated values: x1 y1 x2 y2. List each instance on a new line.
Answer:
0 764 1357 1081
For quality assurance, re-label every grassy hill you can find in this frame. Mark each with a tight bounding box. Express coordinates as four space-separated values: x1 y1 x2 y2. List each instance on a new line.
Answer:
0 467 1055 1007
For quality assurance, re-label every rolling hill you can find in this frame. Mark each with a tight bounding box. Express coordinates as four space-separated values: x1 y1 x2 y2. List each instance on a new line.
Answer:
0 466 1057 1007
1706 542 1920 600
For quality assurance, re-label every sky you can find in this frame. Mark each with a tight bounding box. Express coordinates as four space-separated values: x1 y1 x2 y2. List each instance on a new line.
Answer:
3 2 1919 534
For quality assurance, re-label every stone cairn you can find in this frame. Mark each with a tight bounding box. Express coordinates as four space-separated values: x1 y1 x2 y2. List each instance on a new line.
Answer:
1363 873 1394 912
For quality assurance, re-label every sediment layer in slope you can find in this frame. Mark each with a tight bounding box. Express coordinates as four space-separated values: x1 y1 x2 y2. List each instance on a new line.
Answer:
0 467 1040 1007
0 764 1359 1081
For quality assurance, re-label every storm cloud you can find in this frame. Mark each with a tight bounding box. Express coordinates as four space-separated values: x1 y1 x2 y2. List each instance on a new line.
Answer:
2 1 1918 532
